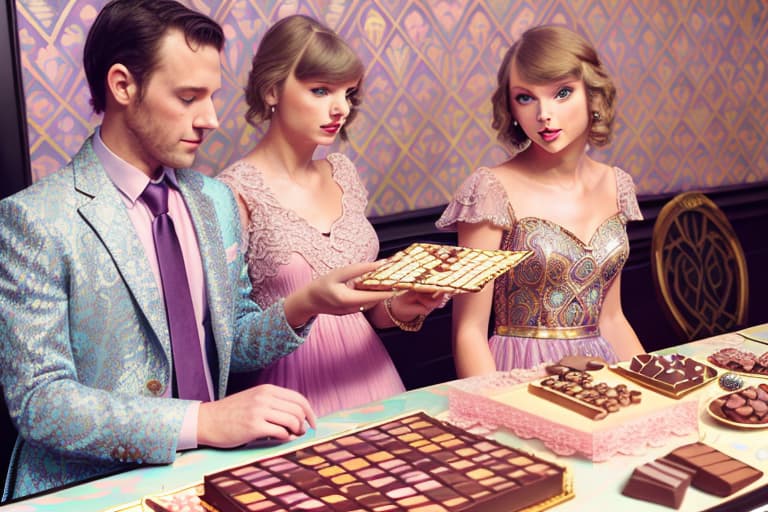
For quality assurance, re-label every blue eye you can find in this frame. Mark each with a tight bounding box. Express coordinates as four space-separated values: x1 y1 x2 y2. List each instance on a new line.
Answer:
515 94 533 105
556 87 573 99
311 87 329 96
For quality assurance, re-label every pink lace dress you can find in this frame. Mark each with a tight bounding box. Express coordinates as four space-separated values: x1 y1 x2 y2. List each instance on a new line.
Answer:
436 167 643 369
217 153 404 416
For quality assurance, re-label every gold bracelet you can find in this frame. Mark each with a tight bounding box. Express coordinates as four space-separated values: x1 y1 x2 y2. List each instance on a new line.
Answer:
384 296 425 332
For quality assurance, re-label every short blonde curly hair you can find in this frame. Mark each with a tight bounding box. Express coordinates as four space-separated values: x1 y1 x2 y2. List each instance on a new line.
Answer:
491 25 616 150
244 15 364 140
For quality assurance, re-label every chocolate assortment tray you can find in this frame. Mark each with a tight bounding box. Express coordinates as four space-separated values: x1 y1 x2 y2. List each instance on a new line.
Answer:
355 242 531 294
201 411 573 512
611 353 718 399
706 383 768 430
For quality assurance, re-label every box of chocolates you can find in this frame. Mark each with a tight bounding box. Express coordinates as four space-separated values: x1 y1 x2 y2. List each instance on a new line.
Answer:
200 412 573 512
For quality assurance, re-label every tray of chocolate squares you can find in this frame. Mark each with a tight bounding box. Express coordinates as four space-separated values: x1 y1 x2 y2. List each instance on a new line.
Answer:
610 353 718 398
707 382 768 429
354 242 531 294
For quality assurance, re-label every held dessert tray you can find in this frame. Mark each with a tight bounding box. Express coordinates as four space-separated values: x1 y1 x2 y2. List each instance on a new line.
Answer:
355 242 531 294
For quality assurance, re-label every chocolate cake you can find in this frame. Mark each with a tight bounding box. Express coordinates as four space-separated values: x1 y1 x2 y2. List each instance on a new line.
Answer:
201 412 570 512
665 442 763 497
622 456 696 509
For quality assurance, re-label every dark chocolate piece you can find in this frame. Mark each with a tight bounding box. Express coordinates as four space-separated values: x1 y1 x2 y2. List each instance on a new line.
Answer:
666 442 763 497
622 456 696 509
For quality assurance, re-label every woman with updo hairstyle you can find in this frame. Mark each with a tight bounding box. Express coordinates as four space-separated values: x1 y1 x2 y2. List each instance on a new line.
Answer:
218 15 446 415
437 24 645 377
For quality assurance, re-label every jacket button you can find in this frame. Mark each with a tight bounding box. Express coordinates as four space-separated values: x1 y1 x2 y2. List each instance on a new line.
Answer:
146 379 164 395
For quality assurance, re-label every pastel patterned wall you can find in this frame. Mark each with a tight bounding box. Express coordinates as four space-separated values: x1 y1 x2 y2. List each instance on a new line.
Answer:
16 0 768 216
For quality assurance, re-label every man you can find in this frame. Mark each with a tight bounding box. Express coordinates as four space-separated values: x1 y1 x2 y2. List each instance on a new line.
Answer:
0 0 391 499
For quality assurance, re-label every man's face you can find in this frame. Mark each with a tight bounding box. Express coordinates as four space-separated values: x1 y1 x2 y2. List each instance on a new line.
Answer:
123 29 221 177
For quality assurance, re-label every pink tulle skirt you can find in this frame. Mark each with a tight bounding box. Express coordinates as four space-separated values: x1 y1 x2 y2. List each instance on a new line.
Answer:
489 334 619 370
228 311 405 417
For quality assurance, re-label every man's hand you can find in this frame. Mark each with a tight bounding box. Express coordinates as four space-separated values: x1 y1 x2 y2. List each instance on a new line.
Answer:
197 384 316 448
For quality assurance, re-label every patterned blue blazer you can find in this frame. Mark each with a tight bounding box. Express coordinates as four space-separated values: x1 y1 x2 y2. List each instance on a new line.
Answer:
0 136 305 498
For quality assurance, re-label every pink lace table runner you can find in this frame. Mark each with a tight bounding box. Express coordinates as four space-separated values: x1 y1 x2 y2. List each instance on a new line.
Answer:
446 368 699 462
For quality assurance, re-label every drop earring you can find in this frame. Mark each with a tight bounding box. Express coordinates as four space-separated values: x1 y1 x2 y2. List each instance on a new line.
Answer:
271 105 276 114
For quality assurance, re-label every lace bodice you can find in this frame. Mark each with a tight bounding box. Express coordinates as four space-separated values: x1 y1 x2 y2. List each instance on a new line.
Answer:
217 153 379 307
437 167 643 335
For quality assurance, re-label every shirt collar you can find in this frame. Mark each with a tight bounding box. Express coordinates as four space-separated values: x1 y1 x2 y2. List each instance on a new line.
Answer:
93 127 180 205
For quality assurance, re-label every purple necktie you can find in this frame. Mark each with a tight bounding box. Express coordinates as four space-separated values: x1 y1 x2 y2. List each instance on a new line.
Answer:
142 179 209 401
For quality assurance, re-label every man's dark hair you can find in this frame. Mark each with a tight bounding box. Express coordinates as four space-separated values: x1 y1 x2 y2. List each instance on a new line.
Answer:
83 0 224 114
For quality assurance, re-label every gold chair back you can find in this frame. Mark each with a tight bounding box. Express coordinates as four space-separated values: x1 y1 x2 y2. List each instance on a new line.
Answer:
651 192 749 342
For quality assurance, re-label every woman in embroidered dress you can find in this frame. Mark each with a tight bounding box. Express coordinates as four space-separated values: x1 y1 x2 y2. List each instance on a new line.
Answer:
436 25 645 377
218 15 444 415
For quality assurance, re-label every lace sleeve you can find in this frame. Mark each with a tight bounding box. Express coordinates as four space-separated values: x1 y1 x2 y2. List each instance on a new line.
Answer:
614 167 643 221
435 168 514 231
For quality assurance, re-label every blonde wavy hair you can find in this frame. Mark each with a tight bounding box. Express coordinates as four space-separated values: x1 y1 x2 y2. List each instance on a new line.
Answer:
491 25 616 150
244 14 364 140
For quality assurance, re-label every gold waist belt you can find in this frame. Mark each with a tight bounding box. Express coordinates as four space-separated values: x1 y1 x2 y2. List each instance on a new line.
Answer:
495 324 600 339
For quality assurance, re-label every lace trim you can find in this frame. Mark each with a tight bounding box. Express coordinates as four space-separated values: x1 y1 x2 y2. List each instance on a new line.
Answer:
217 153 379 306
435 168 514 230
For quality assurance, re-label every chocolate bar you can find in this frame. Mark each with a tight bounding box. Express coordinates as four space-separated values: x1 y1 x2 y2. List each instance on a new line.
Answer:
665 442 763 497
355 242 531 293
622 456 696 509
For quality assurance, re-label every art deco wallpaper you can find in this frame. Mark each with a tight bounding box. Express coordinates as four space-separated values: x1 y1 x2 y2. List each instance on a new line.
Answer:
15 0 768 216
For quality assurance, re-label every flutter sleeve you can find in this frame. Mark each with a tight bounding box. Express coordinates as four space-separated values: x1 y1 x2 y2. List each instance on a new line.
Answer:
435 167 514 231
614 167 643 221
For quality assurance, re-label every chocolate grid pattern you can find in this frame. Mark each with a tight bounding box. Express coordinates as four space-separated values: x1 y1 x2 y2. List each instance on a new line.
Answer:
203 412 565 511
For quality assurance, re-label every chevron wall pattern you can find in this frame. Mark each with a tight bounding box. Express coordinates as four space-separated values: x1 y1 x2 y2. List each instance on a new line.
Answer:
15 0 768 216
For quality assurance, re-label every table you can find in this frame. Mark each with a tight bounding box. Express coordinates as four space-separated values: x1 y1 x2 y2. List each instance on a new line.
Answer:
3 329 768 512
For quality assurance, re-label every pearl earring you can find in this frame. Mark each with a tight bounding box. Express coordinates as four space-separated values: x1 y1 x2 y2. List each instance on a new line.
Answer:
592 111 600 121
271 105 276 114
512 120 518 127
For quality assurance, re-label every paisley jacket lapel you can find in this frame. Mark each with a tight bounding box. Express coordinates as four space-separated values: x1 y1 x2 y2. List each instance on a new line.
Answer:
176 170 232 396
71 137 172 359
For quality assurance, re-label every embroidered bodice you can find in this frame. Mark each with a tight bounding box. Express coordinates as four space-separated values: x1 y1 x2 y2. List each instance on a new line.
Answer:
437 167 643 335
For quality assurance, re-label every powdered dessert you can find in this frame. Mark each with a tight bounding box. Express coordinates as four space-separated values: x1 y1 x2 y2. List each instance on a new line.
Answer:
201 412 571 512
355 242 531 293
611 353 717 398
